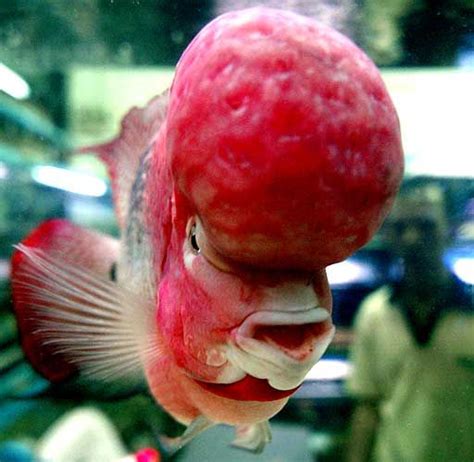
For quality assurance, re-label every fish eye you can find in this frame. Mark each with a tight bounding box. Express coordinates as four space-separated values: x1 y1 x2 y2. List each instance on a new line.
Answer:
189 223 201 254
109 262 117 281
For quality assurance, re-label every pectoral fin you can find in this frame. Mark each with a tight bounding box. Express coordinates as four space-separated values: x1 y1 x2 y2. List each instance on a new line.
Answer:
11 219 156 397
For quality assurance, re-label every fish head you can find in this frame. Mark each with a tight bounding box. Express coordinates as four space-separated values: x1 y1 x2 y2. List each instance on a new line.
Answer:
157 196 335 399
156 7 403 401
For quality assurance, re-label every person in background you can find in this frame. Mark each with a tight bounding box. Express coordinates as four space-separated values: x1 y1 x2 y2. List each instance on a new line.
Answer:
345 181 473 462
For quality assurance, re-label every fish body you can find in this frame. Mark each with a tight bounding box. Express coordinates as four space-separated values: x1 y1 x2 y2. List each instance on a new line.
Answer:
11 7 403 452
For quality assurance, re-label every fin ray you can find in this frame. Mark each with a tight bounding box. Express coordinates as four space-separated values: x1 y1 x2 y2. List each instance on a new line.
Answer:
15 246 124 309
14 240 158 381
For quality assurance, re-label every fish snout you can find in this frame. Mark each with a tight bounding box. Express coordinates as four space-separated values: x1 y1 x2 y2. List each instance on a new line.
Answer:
227 308 335 391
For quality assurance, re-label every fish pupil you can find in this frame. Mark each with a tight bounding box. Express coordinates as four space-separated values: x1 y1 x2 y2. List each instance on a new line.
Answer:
190 224 200 254
109 262 117 281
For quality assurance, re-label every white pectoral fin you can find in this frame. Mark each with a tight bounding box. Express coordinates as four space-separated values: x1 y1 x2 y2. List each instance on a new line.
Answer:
11 224 158 390
232 421 272 453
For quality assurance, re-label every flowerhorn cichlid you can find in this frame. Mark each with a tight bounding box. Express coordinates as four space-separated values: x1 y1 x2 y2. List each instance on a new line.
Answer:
11 7 403 453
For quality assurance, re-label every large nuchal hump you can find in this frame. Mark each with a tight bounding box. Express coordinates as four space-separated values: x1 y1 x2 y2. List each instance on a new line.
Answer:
167 7 404 271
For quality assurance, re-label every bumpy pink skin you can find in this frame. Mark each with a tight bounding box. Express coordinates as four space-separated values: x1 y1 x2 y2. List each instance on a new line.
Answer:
167 7 403 270
143 8 403 426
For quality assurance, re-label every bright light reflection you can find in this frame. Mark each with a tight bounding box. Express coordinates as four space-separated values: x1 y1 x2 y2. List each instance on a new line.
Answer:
452 258 474 285
306 359 352 381
326 260 374 286
31 166 107 197
0 162 8 180
0 260 10 279
0 63 31 99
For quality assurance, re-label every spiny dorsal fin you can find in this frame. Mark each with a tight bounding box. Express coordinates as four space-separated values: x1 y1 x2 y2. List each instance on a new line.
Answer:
80 91 169 229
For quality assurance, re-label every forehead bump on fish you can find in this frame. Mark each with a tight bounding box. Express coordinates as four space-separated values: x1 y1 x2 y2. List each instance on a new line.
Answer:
167 7 403 271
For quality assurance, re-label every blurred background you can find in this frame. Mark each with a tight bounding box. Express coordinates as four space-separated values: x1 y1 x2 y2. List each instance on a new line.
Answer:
0 1 473 461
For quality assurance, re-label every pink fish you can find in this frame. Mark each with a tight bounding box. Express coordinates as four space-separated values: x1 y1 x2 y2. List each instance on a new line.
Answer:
11 7 403 453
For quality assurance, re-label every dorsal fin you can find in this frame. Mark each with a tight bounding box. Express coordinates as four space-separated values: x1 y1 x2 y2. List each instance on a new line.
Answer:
80 91 169 229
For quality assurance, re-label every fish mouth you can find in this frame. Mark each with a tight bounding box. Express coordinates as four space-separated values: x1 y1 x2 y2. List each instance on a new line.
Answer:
227 308 335 391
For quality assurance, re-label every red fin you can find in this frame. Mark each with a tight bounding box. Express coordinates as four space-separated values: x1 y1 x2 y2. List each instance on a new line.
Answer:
11 219 120 383
80 91 169 229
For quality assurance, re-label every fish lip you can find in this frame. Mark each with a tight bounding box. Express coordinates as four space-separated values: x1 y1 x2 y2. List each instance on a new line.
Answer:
236 307 331 338
227 308 335 391
193 374 298 402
